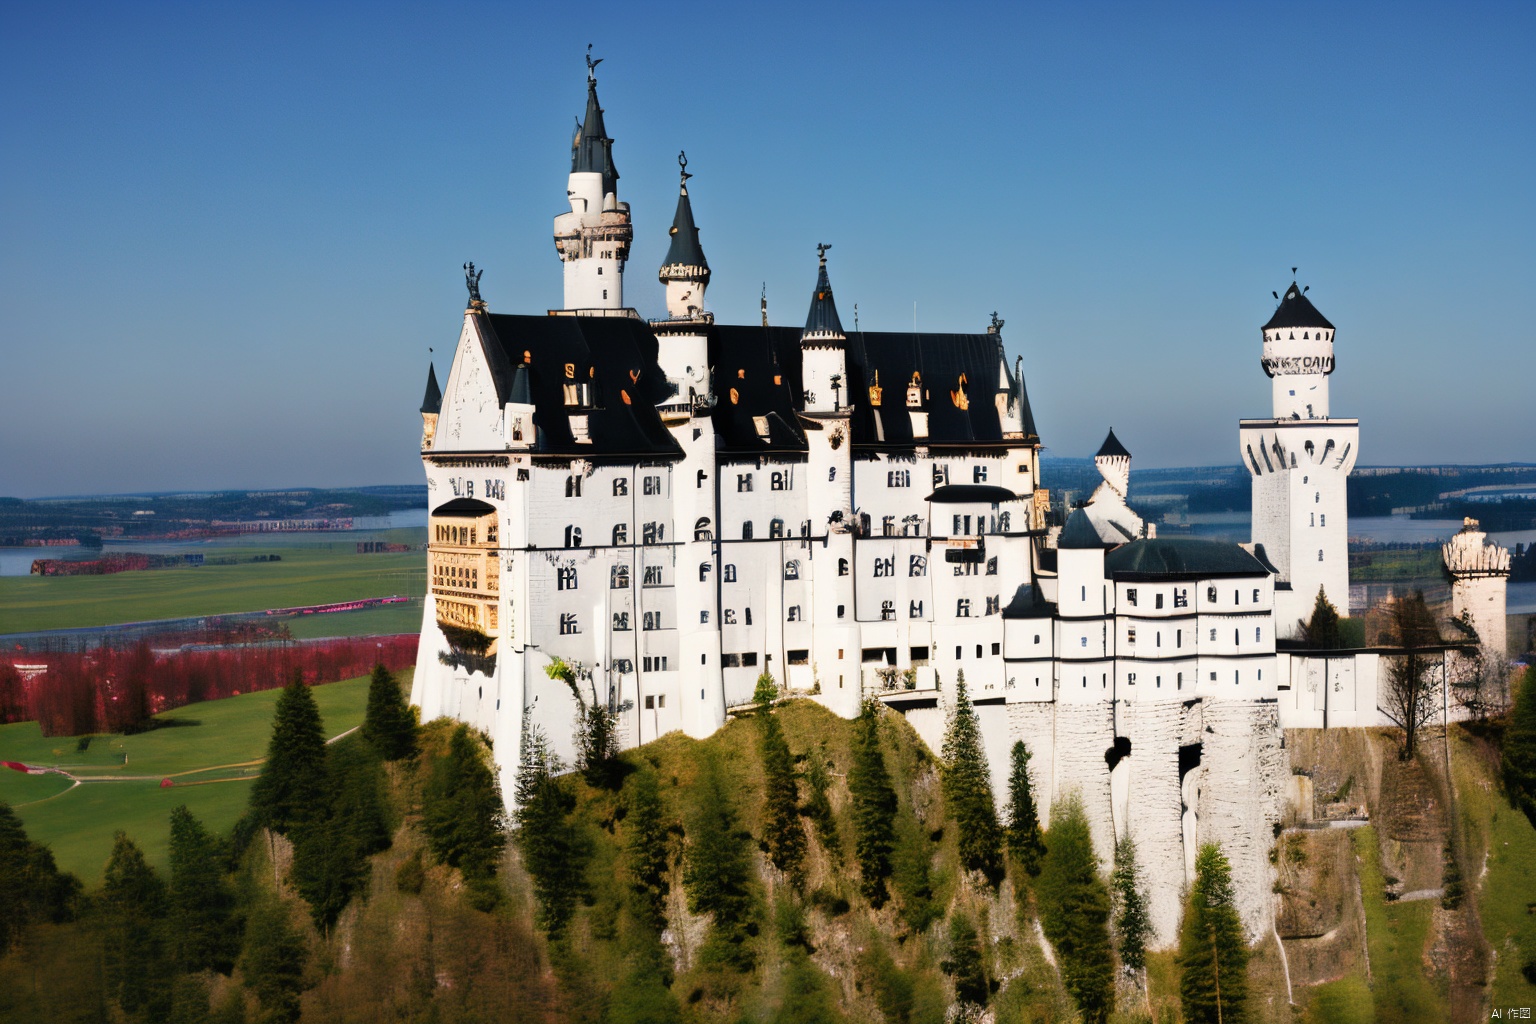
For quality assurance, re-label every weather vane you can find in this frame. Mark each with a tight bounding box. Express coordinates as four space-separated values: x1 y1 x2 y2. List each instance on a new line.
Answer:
679 150 691 185
586 44 601 82
816 242 832 263
463 262 483 305
990 311 1004 333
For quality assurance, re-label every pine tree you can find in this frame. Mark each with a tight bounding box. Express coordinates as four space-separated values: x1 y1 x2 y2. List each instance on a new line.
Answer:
423 724 506 880
1037 795 1115 1024
168 805 240 974
942 672 1003 881
1299 586 1344 649
848 700 898 906
239 894 308 1024
514 724 585 935
361 663 417 761
802 745 841 859
1005 740 1046 876
1179 842 1249 1024
1503 667 1536 827
0 801 79 953
1112 835 1150 974
249 673 328 835
683 754 755 967
102 831 173 1022
760 711 806 882
291 735 391 931
626 767 670 930
941 911 989 1007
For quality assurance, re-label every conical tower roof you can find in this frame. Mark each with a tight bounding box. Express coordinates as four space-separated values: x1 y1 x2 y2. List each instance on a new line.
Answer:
1263 282 1334 331
571 74 619 197
659 156 709 279
1096 428 1131 459
420 363 442 414
802 247 844 340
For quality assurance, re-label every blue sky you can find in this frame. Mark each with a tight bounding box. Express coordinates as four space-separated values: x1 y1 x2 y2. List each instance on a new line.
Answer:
2 1 1531 497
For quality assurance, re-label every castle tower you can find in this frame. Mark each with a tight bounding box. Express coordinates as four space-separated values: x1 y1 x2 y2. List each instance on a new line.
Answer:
419 361 441 448
800 247 860 717
650 155 724 738
552 55 632 312
1081 428 1147 543
1240 281 1359 634
1442 518 1511 670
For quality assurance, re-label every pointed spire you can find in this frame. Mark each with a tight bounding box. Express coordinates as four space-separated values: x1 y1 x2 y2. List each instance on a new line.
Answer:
659 151 709 281
1263 281 1334 331
420 363 442 415
1096 427 1131 460
571 51 618 197
802 244 844 340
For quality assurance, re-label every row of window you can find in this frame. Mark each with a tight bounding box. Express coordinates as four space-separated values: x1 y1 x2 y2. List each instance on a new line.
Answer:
1123 586 1263 608
435 523 494 545
1123 626 1264 647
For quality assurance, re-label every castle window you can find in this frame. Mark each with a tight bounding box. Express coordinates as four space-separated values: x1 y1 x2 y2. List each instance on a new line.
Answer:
837 605 846 618
700 610 710 623
612 612 630 631
1318 549 1324 562
1177 672 1183 689
986 557 997 576
1156 675 1161 688
737 474 753 493
643 565 662 586
644 475 662 496
613 524 628 545
1126 588 1137 606
973 465 988 483
613 478 628 496
518 468 529 481
697 469 707 489
724 609 737 624
909 555 927 576
643 611 661 631
788 606 801 622
1234 590 1240 604
787 649 809 665
1174 589 1187 608
1315 491 1320 503
744 608 752 625
910 600 923 618
1256 627 1262 643
720 654 739 668
771 471 786 491
1253 589 1260 603
559 613 578 635
1320 514 1326 527
699 562 711 582
1128 672 1136 685
1034 634 1040 644
953 515 964 534
566 475 582 498
1127 627 1136 645
1156 632 1161 648
723 564 737 583
642 522 663 544
563 525 582 548
888 469 910 488
933 464 948 486
602 289 607 300
957 646 964 659
1207 586 1217 603
784 560 800 580
770 518 785 539
829 467 836 481
742 522 754 540
883 515 896 536
977 645 984 658
957 599 971 617
742 653 758 667
1177 629 1182 647
838 558 849 576
557 566 577 591
873 556 895 578
694 517 711 541
644 695 653 709
1234 628 1240 644
986 596 999 615
999 512 1011 532
881 600 895 621
1155 593 1164 609
992 642 1001 655
1209 628 1217 641
1210 671 1218 682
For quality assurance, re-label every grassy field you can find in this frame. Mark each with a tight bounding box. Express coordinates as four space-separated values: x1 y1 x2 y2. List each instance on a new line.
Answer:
284 596 424 639
1352 824 1446 1022
0 670 405 881
0 537 425 633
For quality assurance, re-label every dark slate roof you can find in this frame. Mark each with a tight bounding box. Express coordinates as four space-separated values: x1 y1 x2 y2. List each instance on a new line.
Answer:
1018 364 1039 440
1104 537 1270 578
803 258 844 338
1096 428 1130 459
431 497 497 518
1263 283 1334 331
660 185 708 275
420 363 442 414
572 78 619 197
927 484 1022 504
475 313 680 459
709 324 807 454
1059 508 1111 549
1003 583 1056 619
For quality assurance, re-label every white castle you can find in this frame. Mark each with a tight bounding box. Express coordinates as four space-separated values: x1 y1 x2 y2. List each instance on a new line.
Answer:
410 64 1510 946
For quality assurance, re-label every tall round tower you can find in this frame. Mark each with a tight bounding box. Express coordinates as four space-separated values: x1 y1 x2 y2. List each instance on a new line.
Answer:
1442 517 1511 671
552 54 633 312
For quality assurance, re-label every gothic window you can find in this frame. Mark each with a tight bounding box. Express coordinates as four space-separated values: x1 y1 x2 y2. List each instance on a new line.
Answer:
985 596 1000 615
999 511 1011 532
613 478 628 497
699 562 712 582
882 515 896 536
556 565 577 590
873 556 895 578
973 465 987 483
643 565 662 586
742 521 754 540
909 555 927 577
784 560 800 581
642 522 662 544
566 475 582 498
613 524 628 545
559 613 578 635
957 598 971 617
738 474 753 492
888 469 910 487
838 558 849 576
910 600 923 618
770 518 785 539
643 611 661 631
986 557 997 576
1127 588 1138 606
694 517 711 541
771 471 786 491
612 612 630 631
563 525 582 548
881 600 895 621
723 564 737 583
644 475 662 496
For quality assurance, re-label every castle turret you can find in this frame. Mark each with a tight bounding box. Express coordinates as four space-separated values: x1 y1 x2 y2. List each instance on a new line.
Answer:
553 54 632 312
1094 428 1131 499
1443 517 1511 676
419 362 441 449
658 152 710 319
1240 280 1359 634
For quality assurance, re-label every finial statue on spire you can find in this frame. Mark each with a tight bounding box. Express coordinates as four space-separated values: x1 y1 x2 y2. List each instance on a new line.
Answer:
989 311 1004 334
816 242 832 265
678 150 691 186
463 262 484 307
586 44 602 83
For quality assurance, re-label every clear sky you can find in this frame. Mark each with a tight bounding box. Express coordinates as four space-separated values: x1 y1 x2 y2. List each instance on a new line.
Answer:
2 1 1531 497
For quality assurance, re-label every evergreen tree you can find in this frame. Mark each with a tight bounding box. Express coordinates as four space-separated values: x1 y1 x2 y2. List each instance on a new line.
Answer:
1037 796 1115 1024
239 894 308 1024
1004 740 1046 876
291 735 391 931
168 975 213 1024
1179 842 1249 1024
1503 667 1536 828
514 725 585 936
361 663 417 761
249 674 327 835
1299 586 1344 649
102 831 173 1022
683 754 755 967
801 745 842 859
0 801 80 953
423 724 506 879
752 670 779 706
626 767 671 930
848 700 898 906
1112 835 1150 974
941 911 989 1007
168 805 240 974
941 672 1003 881
760 711 806 882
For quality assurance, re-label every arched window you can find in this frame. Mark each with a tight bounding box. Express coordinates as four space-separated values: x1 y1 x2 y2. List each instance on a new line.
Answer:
784 560 800 581
838 557 849 576
565 475 582 498
742 521 754 540
563 525 582 548
557 566 577 591
610 565 629 589
694 517 712 542
698 562 711 582
770 518 785 539
613 523 628 545
723 564 737 583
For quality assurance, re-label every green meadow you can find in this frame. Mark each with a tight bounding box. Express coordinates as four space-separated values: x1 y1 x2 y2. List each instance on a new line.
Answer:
0 531 425 633
0 671 405 881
